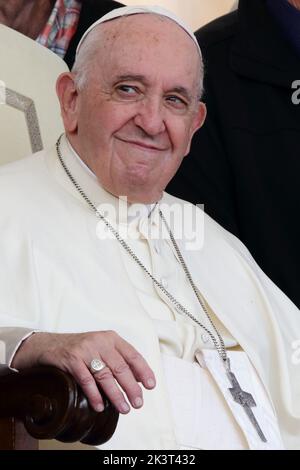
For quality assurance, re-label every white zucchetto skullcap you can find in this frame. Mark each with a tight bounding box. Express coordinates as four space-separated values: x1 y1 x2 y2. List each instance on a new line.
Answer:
76 5 202 59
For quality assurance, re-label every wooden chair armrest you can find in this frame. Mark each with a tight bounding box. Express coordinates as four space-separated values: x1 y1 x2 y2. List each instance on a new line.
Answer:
0 365 119 449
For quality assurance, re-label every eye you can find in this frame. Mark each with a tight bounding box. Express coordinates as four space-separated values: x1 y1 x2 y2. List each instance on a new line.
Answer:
165 95 188 109
116 85 139 96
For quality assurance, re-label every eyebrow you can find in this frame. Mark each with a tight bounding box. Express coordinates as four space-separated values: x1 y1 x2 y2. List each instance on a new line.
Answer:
116 74 148 83
115 74 193 103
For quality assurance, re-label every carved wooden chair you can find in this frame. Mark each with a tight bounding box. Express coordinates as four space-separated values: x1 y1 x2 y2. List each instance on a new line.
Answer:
0 365 118 450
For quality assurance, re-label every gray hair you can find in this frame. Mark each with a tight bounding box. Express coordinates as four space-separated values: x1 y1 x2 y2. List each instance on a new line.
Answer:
72 25 104 91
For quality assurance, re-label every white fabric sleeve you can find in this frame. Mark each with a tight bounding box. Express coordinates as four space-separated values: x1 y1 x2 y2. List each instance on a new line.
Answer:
0 327 38 369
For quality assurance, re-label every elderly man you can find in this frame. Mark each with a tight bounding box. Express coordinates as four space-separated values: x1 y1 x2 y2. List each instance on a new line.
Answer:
0 6 299 451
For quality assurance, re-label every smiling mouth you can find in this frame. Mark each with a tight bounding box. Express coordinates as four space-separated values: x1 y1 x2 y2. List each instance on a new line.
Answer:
115 137 167 152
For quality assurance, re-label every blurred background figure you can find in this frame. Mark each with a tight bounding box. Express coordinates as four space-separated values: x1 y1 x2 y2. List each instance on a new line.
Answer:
168 0 300 308
124 0 237 30
0 0 123 67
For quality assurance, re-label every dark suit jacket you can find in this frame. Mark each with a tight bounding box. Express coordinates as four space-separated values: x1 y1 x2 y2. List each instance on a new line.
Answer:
64 0 124 68
167 0 300 308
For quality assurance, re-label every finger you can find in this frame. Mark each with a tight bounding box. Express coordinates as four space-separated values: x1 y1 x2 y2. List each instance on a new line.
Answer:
93 365 132 414
116 338 156 390
100 351 144 410
69 360 105 413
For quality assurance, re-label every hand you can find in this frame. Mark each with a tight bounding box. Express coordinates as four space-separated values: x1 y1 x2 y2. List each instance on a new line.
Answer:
11 331 156 414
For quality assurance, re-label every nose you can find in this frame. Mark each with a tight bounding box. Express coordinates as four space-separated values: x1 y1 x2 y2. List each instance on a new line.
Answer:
133 96 166 136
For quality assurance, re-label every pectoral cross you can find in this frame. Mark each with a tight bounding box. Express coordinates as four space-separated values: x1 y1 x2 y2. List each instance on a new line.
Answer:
226 364 267 443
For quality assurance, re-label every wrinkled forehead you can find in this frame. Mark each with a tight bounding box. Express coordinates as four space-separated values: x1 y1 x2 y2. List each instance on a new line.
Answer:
76 7 202 59
90 14 200 67
105 13 197 48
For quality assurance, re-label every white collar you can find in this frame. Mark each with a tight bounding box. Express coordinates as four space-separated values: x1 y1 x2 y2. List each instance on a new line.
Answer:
66 137 97 181
62 135 157 225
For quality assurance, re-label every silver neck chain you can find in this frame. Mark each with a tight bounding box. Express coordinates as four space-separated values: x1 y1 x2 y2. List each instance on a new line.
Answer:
56 135 229 367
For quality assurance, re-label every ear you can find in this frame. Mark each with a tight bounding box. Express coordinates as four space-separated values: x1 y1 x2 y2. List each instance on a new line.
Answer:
56 72 79 133
184 102 207 156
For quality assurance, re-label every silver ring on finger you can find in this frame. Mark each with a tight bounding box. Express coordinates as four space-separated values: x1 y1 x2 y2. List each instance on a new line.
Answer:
89 358 107 375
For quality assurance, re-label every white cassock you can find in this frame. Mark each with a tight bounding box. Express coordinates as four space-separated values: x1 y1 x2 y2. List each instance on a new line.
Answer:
0 135 299 450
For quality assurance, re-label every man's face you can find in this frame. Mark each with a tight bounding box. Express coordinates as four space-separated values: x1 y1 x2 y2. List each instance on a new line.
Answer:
59 14 206 203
